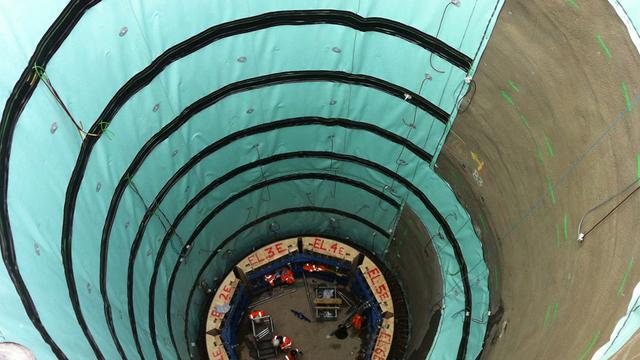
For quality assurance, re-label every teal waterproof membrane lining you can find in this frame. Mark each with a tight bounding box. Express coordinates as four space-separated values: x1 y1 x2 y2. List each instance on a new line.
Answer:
0 1 503 359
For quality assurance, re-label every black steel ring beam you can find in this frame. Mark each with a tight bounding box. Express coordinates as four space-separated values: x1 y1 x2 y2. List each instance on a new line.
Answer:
162 151 472 360
177 206 391 357
0 0 100 358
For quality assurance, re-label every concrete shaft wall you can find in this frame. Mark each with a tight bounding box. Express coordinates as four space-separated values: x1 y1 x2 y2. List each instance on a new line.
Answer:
438 1 640 358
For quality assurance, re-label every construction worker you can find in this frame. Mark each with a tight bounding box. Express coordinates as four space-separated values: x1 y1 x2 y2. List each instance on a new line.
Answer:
248 310 267 320
284 348 303 359
272 335 293 351
264 272 278 287
279 267 295 285
265 267 295 287
302 263 327 273
351 313 364 330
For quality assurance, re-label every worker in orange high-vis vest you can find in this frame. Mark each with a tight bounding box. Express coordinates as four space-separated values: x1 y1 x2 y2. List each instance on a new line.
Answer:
279 267 295 285
302 263 327 273
264 273 278 287
265 267 296 286
351 313 364 330
272 335 293 351
248 310 267 320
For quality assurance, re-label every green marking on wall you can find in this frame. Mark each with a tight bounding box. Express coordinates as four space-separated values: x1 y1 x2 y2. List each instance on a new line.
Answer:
544 304 552 328
567 0 580 10
622 81 632 112
544 135 555 157
617 258 635 296
536 144 545 165
595 34 612 60
479 213 489 237
518 114 530 129
501 90 515 107
547 177 557 204
555 223 561 248
508 80 520 92
544 302 559 328
578 331 602 360
563 214 569 241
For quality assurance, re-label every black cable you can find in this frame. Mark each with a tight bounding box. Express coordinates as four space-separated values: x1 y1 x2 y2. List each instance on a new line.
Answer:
429 2 454 74
583 184 640 238
458 79 477 114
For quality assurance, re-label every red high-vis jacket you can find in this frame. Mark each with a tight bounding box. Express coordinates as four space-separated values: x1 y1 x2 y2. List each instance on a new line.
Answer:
280 268 295 285
303 263 327 272
351 314 364 330
248 310 267 320
272 335 293 350
264 273 277 287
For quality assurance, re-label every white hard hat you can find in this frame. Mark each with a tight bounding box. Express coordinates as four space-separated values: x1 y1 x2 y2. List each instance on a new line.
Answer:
272 337 281 347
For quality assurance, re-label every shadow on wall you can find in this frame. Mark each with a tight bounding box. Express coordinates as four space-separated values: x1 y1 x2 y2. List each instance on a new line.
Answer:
384 205 443 359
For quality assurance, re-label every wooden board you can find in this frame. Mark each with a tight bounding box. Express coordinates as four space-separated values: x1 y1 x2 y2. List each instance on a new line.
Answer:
358 256 394 314
237 238 298 273
371 318 394 360
205 335 230 360
206 271 238 332
314 298 343 305
302 236 359 262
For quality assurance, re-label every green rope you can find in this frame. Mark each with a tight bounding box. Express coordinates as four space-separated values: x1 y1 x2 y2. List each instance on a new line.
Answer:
33 65 48 81
99 121 115 140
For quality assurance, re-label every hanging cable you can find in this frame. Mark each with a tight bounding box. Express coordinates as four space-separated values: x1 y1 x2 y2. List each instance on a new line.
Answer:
385 76 429 211
429 2 454 74
577 178 640 242
125 175 186 248
457 79 477 113
33 65 105 139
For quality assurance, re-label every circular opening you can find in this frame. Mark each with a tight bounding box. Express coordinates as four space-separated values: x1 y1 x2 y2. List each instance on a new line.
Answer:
202 236 408 360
